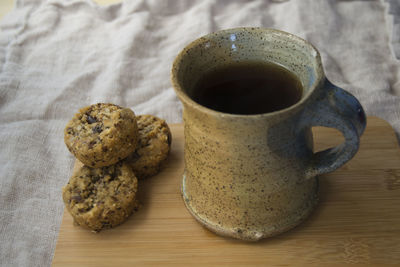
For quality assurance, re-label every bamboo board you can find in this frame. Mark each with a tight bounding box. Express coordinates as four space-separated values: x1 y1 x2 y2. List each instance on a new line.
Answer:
53 117 400 266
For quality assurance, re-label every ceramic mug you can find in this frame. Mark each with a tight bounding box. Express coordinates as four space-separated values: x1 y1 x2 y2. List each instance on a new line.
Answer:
171 28 366 241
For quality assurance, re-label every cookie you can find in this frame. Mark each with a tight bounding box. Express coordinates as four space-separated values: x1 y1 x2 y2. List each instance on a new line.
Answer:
62 161 139 232
64 103 138 168
125 115 172 179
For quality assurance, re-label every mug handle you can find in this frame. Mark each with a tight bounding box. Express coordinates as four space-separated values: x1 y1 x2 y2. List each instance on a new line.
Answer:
302 79 366 179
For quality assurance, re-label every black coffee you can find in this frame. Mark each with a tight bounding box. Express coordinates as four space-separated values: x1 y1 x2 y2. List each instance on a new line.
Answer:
191 61 303 115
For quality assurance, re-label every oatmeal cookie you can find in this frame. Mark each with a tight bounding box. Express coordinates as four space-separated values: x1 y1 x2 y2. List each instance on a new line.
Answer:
64 103 138 168
62 161 139 232
125 115 171 179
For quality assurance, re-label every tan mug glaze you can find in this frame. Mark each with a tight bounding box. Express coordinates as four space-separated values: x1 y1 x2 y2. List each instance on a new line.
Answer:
171 28 366 241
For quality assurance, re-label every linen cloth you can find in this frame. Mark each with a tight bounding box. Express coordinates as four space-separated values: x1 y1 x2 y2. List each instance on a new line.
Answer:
0 0 399 266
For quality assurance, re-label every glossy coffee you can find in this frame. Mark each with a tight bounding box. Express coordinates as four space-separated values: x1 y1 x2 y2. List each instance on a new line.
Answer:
191 61 303 115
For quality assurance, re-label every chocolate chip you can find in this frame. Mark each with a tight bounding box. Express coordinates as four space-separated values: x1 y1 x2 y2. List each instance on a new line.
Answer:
130 150 140 161
109 171 117 181
71 195 82 202
66 127 74 135
87 115 97 124
102 146 108 152
92 124 103 133
88 141 96 149
103 168 110 176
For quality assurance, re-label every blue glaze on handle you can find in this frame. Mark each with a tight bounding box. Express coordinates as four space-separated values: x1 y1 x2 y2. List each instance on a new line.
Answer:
303 79 366 178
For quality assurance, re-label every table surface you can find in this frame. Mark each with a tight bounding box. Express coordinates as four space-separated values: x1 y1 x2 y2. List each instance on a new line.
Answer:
53 117 400 266
0 0 121 20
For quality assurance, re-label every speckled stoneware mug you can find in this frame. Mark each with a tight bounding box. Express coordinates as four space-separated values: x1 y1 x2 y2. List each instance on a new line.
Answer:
171 28 366 241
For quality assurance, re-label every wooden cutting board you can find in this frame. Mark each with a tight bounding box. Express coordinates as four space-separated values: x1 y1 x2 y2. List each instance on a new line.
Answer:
52 117 400 266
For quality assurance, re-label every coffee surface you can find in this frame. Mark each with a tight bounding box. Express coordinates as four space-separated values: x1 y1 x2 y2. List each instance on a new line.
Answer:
191 61 303 115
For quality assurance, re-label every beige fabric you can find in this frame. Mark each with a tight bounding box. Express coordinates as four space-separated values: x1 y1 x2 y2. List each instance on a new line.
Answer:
0 0 399 266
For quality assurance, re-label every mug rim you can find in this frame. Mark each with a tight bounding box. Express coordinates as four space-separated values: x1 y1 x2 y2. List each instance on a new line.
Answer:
171 27 325 118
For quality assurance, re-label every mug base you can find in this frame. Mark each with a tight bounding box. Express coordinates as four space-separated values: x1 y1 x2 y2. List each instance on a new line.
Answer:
181 173 319 242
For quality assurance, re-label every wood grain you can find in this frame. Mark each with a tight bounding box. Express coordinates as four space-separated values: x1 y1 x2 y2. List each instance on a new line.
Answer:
53 117 400 266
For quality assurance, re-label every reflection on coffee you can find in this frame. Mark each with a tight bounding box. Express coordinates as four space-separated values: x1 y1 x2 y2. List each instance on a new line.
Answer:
191 61 303 115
